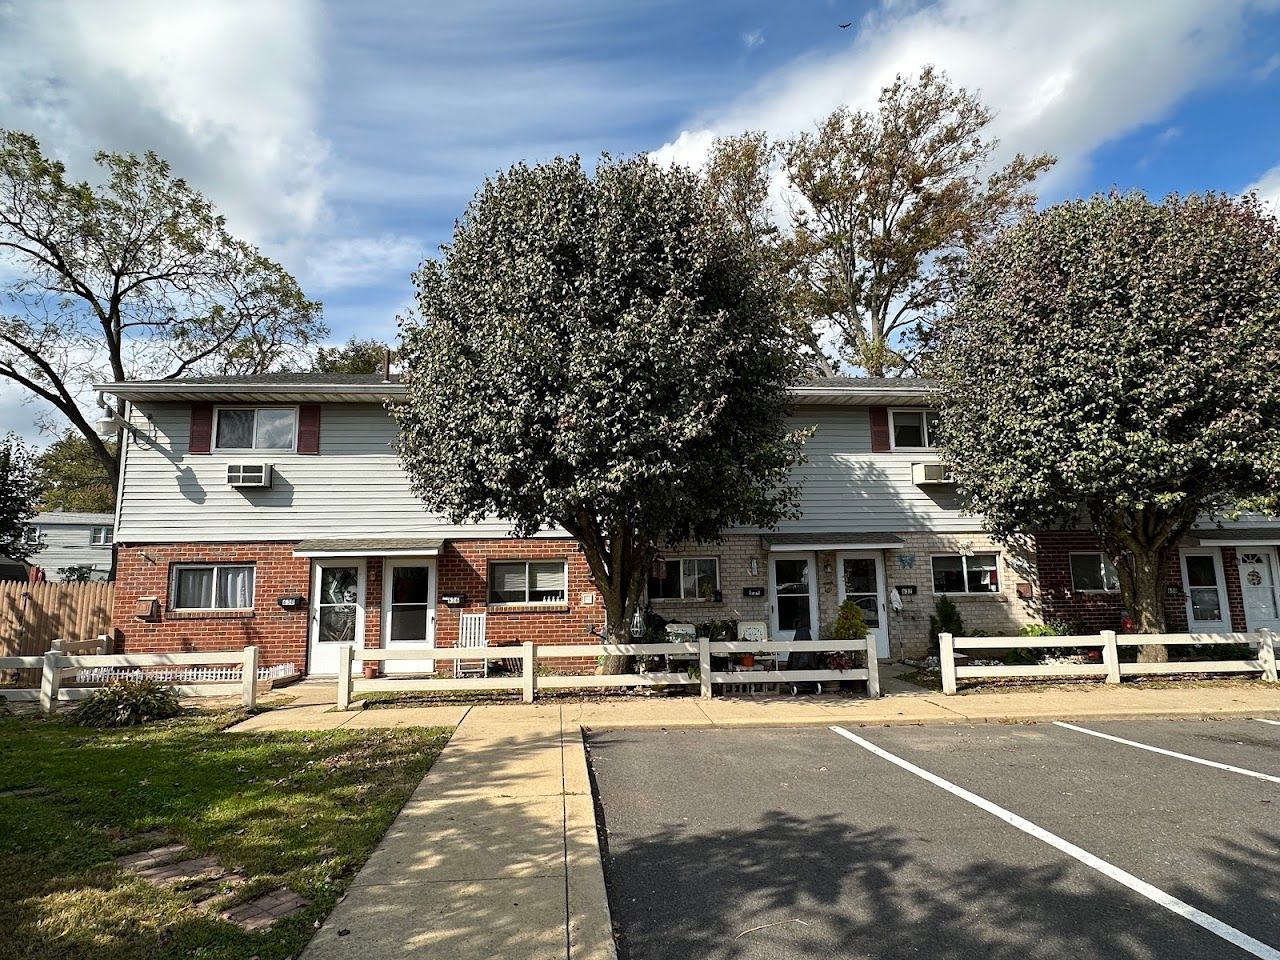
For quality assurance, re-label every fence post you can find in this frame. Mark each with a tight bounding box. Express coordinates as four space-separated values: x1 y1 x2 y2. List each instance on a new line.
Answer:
39 648 62 716
336 644 353 710
1101 630 1121 684
522 641 536 703
1259 629 1277 683
97 633 113 655
865 640 881 698
699 636 712 699
939 633 957 696
241 646 259 710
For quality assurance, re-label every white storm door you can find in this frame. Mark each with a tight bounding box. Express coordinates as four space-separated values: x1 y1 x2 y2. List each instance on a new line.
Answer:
769 553 819 641
308 559 365 676
382 559 437 675
1237 547 1280 631
837 551 889 659
1180 551 1229 633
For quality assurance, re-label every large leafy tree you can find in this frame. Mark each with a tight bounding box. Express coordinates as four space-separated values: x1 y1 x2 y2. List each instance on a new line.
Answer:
396 156 806 669
705 67 1053 377
0 432 39 563
35 429 117 514
0 131 326 490
314 336 389 375
934 192 1280 654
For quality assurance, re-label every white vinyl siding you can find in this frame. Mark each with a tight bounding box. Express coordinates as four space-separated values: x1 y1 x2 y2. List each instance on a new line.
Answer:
24 518 115 580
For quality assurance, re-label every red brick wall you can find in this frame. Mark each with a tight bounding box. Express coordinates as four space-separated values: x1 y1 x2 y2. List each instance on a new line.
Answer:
113 538 606 674
1032 532 1245 632
112 542 311 669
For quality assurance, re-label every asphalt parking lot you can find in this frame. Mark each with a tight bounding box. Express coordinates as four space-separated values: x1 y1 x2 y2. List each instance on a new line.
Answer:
588 718 1280 960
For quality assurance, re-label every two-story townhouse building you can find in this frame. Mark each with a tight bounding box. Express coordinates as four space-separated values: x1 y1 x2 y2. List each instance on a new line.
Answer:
6 510 116 581
97 373 1280 675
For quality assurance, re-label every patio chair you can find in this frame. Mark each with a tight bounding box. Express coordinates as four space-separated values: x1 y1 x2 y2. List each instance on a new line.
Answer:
455 611 488 678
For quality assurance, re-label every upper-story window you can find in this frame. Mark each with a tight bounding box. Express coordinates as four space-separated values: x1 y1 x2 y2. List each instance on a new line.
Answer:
214 407 297 452
22 526 40 545
890 409 940 450
90 526 113 546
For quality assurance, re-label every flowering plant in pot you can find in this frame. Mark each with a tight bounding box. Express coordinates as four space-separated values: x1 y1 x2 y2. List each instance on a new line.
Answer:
821 600 869 689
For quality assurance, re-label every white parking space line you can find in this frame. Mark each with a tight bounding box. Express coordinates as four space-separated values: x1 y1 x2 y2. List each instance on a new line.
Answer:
1053 721 1280 785
830 725 1280 960
1256 719 1280 727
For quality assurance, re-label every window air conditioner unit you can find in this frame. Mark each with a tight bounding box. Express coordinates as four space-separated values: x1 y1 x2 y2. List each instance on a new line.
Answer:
911 462 955 485
227 463 272 488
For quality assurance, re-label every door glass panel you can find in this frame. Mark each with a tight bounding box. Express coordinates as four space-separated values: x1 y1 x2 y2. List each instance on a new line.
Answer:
321 566 358 605
1239 551 1279 620
318 605 357 644
842 558 881 629
316 565 358 644
774 558 809 595
1184 555 1222 623
390 566 431 643
774 558 811 632
776 596 811 632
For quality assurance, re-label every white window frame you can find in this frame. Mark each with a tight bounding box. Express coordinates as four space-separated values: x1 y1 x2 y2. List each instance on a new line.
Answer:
487 559 569 606
1068 551 1120 593
90 526 113 546
169 563 257 611
212 405 299 454
22 526 40 545
889 408 940 451
930 552 1001 595
648 557 721 601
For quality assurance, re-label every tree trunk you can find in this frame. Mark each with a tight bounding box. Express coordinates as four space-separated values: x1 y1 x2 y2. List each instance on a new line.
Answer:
599 622 633 676
1119 545 1170 663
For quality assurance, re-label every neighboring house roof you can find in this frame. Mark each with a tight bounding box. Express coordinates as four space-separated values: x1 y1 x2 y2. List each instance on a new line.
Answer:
31 511 115 526
94 373 938 406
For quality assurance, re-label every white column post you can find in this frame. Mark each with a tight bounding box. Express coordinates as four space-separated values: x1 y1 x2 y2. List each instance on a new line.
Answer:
699 636 712 700
1259 628 1277 683
336 644 353 711
940 632 957 696
40 648 63 716
1101 630 1121 684
241 646 259 710
865 639 881 699
522 641 536 703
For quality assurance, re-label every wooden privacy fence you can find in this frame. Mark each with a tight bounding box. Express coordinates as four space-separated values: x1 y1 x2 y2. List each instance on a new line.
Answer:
939 630 1278 695
337 638 880 708
0 646 261 715
0 581 114 659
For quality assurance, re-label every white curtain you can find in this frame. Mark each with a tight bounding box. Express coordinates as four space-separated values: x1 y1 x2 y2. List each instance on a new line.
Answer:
176 568 214 608
216 566 254 608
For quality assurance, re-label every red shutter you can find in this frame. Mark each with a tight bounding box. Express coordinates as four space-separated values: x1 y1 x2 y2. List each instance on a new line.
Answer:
869 406 891 452
189 403 213 455
297 404 321 454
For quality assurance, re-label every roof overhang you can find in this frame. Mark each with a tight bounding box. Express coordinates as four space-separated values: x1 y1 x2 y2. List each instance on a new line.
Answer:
788 385 937 407
294 537 443 558
1189 529 1280 547
761 533 905 552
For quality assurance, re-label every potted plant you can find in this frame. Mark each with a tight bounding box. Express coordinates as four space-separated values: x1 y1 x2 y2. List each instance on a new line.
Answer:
821 600 868 692
739 652 755 668
363 659 380 680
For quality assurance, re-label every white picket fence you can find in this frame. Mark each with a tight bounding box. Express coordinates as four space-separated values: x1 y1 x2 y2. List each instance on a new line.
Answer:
337 638 880 708
939 629 1278 695
0 643 263 715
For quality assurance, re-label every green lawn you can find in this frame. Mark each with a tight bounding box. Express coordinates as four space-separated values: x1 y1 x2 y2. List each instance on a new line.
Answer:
0 710 449 960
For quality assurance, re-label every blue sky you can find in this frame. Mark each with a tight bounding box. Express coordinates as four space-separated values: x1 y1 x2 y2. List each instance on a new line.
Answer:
1 0 1279 441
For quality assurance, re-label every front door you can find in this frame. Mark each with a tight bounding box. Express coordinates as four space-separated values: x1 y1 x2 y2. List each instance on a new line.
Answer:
308 560 365 675
837 551 889 659
1237 547 1280 630
382 559 437 674
769 553 819 641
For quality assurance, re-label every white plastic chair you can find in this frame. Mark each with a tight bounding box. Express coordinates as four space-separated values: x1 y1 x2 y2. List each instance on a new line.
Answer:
455 611 488 678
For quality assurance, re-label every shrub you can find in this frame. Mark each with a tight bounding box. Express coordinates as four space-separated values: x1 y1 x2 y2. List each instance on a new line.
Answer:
1018 623 1059 638
928 596 966 652
72 678 182 728
829 600 868 641
1002 647 1041 665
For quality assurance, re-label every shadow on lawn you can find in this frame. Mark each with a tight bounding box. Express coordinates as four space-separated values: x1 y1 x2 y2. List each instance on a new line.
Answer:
600 800 1280 960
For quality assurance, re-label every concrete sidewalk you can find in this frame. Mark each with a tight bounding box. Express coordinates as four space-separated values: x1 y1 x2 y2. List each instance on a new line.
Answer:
224 681 1279 959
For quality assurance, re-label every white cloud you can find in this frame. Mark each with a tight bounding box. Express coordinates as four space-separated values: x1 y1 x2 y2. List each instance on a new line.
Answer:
742 29 765 51
0 0 328 246
1246 163 1280 211
653 0 1274 197
302 234 423 292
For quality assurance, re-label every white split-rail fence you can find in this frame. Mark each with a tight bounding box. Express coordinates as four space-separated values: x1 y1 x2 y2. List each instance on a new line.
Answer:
0 636 265 715
939 629 1278 695
336 637 880 708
